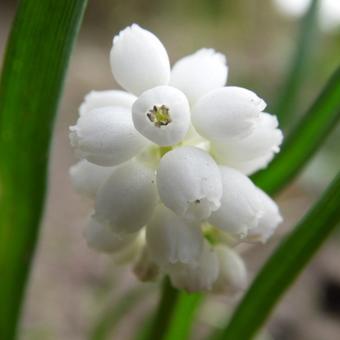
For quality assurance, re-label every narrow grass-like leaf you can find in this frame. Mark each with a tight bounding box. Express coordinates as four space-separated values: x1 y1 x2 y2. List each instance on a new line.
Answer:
274 0 319 127
0 1 87 339
252 66 340 195
215 172 340 340
164 292 203 340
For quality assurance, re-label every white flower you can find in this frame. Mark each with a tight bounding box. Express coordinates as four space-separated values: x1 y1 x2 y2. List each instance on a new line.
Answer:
213 245 247 294
209 166 263 237
132 86 190 146
69 23 284 293
168 240 219 292
84 216 138 253
211 113 283 175
69 160 115 198
170 48 228 105
192 87 266 141
70 105 149 166
245 188 283 243
273 0 340 32
146 205 204 266
156 146 223 221
94 160 157 234
110 24 170 96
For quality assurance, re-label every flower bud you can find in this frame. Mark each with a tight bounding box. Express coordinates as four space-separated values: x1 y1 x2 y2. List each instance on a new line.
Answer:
146 205 203 266
157 146 222 221
94 160 157 234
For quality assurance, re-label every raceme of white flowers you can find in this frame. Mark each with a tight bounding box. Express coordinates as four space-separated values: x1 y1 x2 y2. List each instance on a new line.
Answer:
273 0 340 32
69 24 283 293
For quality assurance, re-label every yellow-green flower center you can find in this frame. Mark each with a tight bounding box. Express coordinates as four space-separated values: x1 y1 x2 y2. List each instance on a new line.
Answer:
147 105 171 127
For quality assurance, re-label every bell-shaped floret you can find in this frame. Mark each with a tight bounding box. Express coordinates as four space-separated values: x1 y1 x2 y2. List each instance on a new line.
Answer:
212 245 247 294
168 240 219 293
146 205 204 266
79 90 136 116
84 216 137 253
245 188 283 243
110 24 170 96
132 86 190 146
69 160 115 198
69 106 149 166
170 49 228 105
94 160 157 234
209 166 263 237
192 86 266 141
156 146 222 220
211 113 283 175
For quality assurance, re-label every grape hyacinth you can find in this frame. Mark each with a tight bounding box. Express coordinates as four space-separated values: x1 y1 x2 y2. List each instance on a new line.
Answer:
69 24 283 293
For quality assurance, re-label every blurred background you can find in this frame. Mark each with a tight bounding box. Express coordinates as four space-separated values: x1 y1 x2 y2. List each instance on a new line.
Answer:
1 0 339 339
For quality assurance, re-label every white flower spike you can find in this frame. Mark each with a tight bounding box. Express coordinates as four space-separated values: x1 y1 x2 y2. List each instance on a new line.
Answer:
110 24 170 96
70 23 283 293
157 146 223 220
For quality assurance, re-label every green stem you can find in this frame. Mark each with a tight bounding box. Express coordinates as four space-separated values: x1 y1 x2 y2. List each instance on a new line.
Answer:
275 0 319 128
146 278 179 340
0 1 87 339
164 292 203 340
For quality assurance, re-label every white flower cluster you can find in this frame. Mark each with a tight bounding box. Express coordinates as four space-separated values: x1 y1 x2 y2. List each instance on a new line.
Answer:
273 0 340 32
69 24 283 293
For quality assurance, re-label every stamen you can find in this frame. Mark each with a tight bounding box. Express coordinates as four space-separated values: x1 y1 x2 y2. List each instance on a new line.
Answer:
147 105 172 127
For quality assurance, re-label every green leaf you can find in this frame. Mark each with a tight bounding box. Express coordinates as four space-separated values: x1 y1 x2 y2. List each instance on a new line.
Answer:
252 66 340 195
0 1 87 339
164 292 203 340
215 172 340 340
274 0 319 127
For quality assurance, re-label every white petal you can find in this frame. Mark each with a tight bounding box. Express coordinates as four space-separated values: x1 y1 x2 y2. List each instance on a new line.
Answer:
168 240 219 293
94 160 157 234
245 188 283 243
112 232 144 265
146 205 204 266
211 113 283 175
156 146 223 220
209 166 263 236
69 160 115 198
133 246 160 282
79 90 136 116
192 86 266 141
213 245 247 294
170 49 228 105
84 216 137 253
132 86 190 146
69 106 149 166
110 24 170 96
